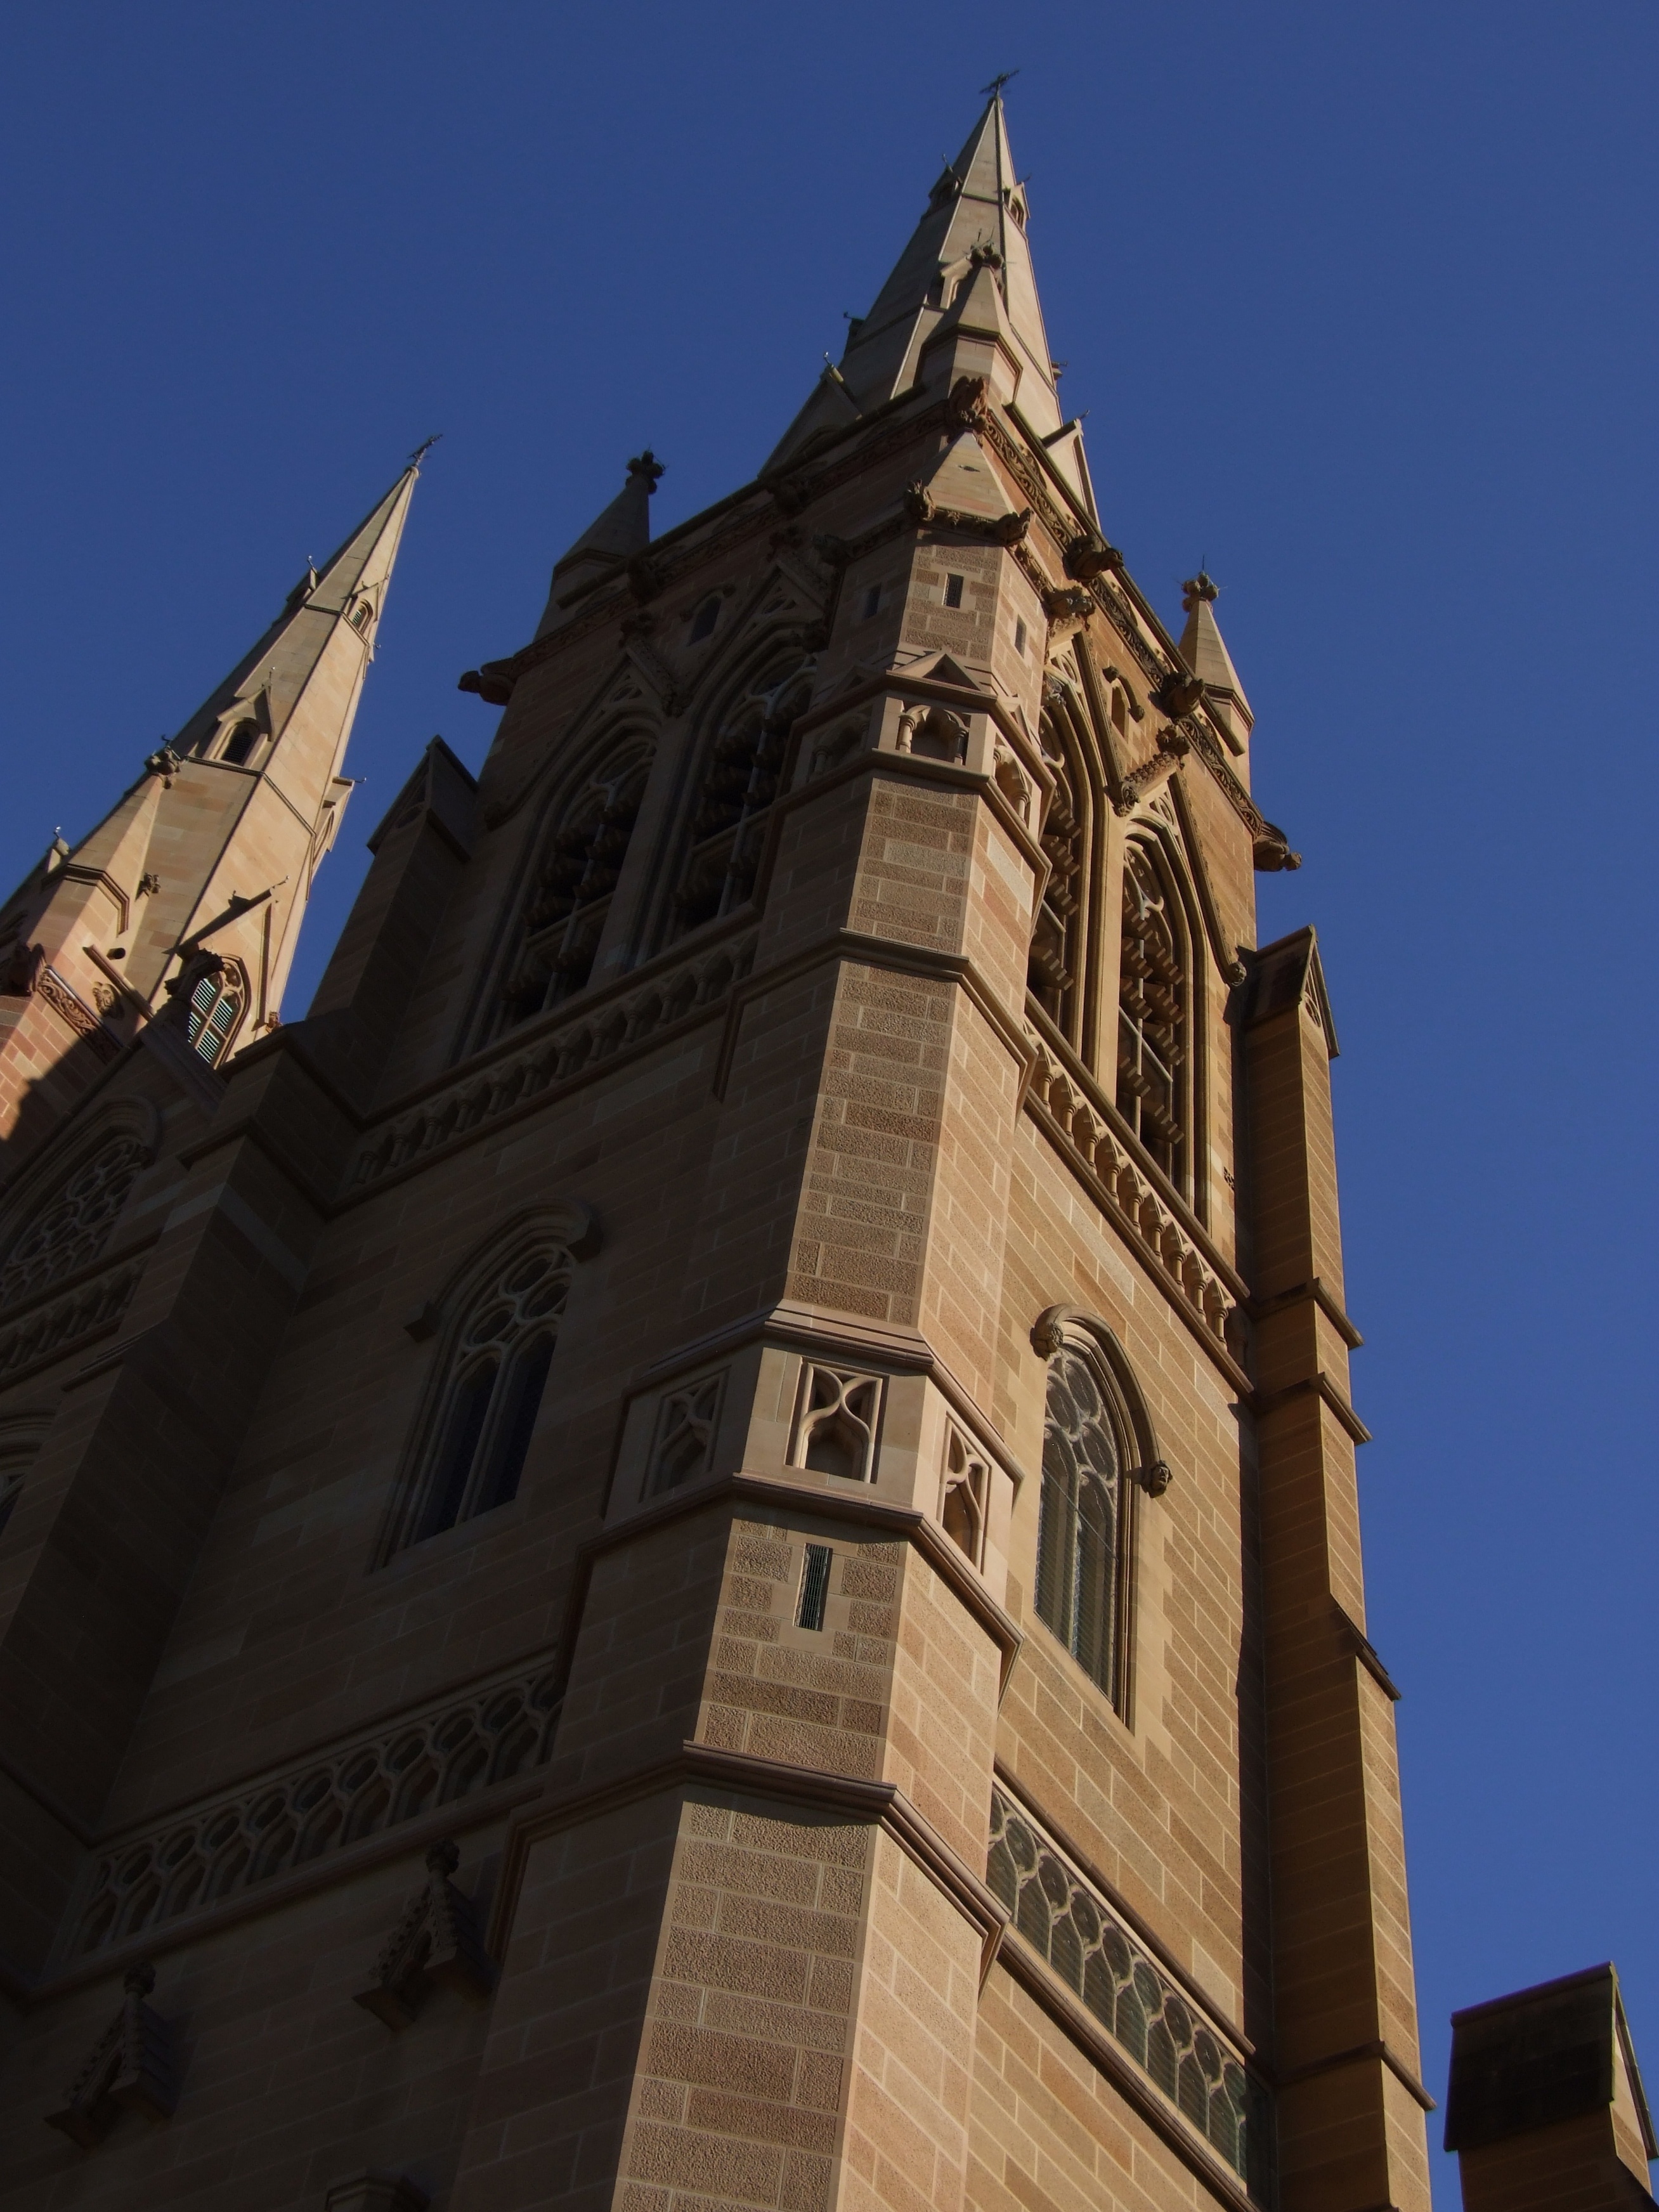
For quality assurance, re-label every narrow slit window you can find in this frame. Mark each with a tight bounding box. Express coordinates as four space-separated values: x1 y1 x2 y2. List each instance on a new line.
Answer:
689 596 720 643
862 584 882 620
1014 618 1027 656
944 573 965 609
797 1544 833 1631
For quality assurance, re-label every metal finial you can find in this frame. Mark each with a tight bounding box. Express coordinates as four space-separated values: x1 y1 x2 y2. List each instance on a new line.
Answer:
408 434 443 466
980 69 1020 96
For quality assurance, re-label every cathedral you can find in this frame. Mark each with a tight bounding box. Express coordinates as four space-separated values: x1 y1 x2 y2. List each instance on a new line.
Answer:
0 91 1649 2212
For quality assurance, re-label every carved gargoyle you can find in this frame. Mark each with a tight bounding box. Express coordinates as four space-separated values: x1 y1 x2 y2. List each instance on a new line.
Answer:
353 1841 495 2032
46 1963 177 2147
946 374 991 431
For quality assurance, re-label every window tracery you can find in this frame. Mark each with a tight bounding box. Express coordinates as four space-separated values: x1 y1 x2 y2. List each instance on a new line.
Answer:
1116 842 1188 1187
396 1245 570 1552
665 657 812 942
0 1135 148 1306
1035 1343 1128 1705
1029 742 1083 1032
498 743 650 1030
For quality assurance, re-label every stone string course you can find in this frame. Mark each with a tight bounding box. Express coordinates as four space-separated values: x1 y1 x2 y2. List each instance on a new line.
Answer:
72 1660 561 1956
349 932 758 1190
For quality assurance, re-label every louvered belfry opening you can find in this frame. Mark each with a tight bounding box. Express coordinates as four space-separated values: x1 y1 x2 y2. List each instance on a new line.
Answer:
665 658 810 944
499 748 649 1029
1116 842 1187 1187
1029 743 1082 1031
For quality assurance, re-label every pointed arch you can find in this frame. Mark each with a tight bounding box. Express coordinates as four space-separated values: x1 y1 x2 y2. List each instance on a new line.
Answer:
1115 824 1202 1200
1029 1306 1167 1718
377 1203 599 1561
488 723 655 1035
648 621 817 952
1030 681 1107 1057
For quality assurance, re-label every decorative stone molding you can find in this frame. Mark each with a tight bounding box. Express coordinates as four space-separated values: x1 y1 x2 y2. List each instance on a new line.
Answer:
0 1259 141 1390
789 1365 884 1483
45 1963 176 2145
353 1840 495 2029
646 1371 725 1496
987 1791 1265 2190
72 1662 561 1956
0 1132 150 1308
1024 1041 1239 1358
37 966 119 1061
349 933 758 1194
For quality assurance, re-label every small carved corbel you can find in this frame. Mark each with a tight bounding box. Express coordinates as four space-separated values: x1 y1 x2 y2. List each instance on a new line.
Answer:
1131 1459 1173 1499
625 552 667 604
991 508 1033 547
2 940 44 996
946 374 991 431
143 745 183 784
353 1841 495 2031
1065 536 1122 583
1042 585 1093 625
769 474 814 517
1153 669 1205 719
46 1963 177 2147
903 481 937 525
1252 829 1303 872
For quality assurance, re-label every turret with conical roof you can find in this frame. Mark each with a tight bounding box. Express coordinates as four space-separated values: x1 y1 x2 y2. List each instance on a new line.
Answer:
1177 569 1253 753
0 459 418 1164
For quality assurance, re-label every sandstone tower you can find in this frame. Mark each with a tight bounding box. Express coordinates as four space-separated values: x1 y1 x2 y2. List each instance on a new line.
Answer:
0 96 1433 2212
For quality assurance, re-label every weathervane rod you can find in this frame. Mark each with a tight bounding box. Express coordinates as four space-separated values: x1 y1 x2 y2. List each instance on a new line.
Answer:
408 433 443 466
980 68 1019 96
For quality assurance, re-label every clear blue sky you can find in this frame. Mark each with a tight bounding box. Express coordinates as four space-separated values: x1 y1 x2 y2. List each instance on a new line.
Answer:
3 6 1655 2198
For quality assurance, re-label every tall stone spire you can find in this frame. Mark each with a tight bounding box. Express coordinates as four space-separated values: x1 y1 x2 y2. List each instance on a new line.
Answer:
766 94 1070 471
0 460 419 1160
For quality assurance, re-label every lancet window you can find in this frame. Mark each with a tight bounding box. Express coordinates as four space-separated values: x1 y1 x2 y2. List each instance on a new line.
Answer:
1116 842 1189 1187
394 1244 570 1552
1029 743 1083 1034
1035 1342 1129 1707
664 657 812 942
0 1134 148 1307
498 742 651 1029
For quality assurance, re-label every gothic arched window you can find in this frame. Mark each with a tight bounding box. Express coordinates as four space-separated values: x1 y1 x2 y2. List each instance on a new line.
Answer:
1029 745 1082 1032
1116 842 1190 1188
187 965 244 1065
397 1244 571 1551
0 1134 148 1307
221 719 260 765
498 742 651 1030
1029 693 1102 1057
1035 1341 1130 1706
664 656 812 944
